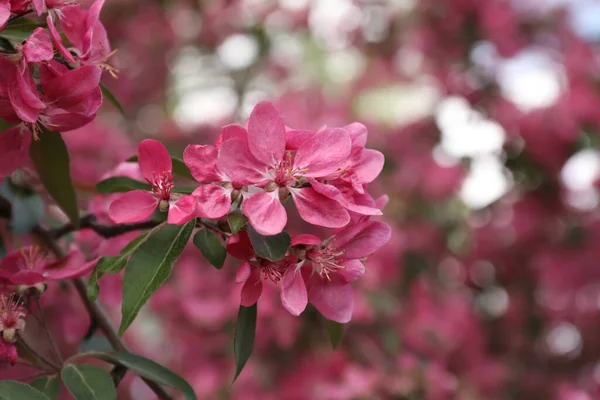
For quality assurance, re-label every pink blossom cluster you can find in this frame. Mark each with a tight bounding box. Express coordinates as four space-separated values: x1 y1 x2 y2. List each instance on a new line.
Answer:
107 101 390 323
0 0 110 179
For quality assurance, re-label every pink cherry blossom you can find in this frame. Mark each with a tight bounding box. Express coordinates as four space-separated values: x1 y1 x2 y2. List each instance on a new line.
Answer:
46 0 116 75
288 220 391 322
109 139 196 224
218 101 352 235
0 246 98 285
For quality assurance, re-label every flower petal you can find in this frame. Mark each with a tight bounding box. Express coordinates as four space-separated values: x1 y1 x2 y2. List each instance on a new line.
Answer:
308 277 353 323
294 128 352 178
290 187 350 229
218 138 267 185
285 129 316 150
138 139 172 181
9 68 45 123
42 252 98 280
193 184 231 219
235 261 252 283
227 232 255 260
352 149 384 184
338 259 365 282
309 179 382 216
42 64 102 109
47 15 76 64
0 126 32 178
333 220 392 259
183 144 220 183
167 195 197 225
23 28 54 63
240 265 262 307
290 234 322 247
243 191 287 236
280 267 308 316
247 101 286 165
108 190 158 223
344 122 368 148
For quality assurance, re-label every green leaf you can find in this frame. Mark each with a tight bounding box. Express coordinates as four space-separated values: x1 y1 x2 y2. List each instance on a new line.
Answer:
233 304 257 382
29 130 79 227
88 351 197 400
324 320 344 349
100 83 125 115
95 176 151 194
227 210 247 234
172 186 195 194
0 179 45 234
246 225 291 262
119 220 195 334
0 381 51 400
87 232 152 301
30 376 60 400
127 155 194 180
193 229 226 269
61 364 116 400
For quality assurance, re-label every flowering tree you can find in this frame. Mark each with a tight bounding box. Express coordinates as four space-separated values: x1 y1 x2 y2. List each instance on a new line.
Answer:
0 1 390 398
2 0 600 399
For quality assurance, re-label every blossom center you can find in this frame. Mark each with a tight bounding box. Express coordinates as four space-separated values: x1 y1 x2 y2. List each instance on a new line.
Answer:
17 246 47 271
307 247 346 281
260 262 285 283
149 171 174 200
0 295 25 331
270 152 307 187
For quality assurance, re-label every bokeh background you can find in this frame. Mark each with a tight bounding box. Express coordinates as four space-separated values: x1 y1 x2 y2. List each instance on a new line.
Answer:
10 0 600 399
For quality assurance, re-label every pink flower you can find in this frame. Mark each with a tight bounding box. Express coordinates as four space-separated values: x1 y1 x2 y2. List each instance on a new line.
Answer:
218 101 352 235
4 60 102 133
0 293 25 364
46 0 116 75
287 220 391 322
0 246 98 285
183 125 247 219
108 139 197 225
235 255 299 310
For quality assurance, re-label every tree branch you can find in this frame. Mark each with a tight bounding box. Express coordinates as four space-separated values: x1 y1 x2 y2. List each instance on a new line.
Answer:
49 214 161 239
0 197 173 399
31 226 174 400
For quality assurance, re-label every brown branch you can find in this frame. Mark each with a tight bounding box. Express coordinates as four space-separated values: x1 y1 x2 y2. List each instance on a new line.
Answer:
49 214 161 239
31 226 174 400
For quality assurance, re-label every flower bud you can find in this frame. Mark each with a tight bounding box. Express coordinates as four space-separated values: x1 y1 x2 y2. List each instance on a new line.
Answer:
222 182 233 189
278 187 290 201
159 199 169 212
231 189 241 202
265 182 278 192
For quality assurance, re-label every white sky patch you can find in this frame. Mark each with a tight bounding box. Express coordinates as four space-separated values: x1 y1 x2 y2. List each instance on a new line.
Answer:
460 157 511 209
436 97 506 159
355 82 440 127
325 49 366 84
174 87 238 128
217 34 260 71
309 0 362 50
561 149 600 210
570 1 600 40
497 49 563 112
546 322 582 357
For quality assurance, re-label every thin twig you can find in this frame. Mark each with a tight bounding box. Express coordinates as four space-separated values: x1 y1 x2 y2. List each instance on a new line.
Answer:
17 335 60 372
34 297 63 365
31 226 174 400
49 214 161 239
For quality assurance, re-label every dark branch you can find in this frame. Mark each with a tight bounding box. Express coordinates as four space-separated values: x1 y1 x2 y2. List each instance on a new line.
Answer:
49 214 161 239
